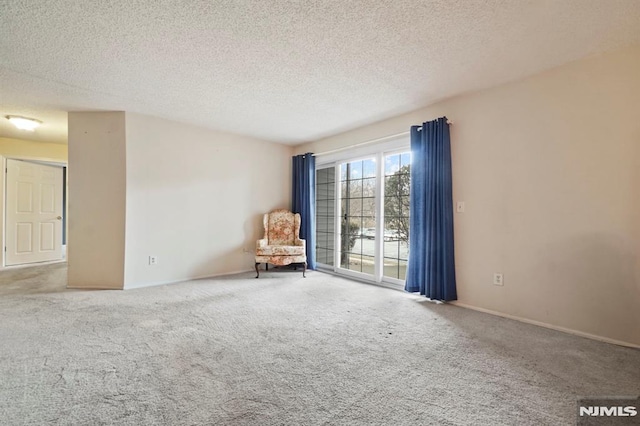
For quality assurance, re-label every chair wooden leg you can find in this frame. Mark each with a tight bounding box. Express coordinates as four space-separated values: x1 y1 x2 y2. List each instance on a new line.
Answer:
266 263 269 271
255 263 260 278
303 262 307 278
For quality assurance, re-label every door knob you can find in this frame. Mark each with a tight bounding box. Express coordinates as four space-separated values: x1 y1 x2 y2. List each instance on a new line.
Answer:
57 216 62 220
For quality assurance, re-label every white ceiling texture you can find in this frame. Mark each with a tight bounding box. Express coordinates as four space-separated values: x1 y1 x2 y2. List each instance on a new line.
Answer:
1 0 640 145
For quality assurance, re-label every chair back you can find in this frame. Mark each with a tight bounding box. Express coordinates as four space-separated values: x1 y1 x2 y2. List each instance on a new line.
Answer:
265 209 300 246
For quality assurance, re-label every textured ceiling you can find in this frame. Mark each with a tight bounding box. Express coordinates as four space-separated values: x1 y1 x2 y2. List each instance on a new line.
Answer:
1 0 640 145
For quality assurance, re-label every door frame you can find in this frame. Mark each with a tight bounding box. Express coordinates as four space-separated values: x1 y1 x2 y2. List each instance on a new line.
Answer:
315 136 410 290
1 155 68 268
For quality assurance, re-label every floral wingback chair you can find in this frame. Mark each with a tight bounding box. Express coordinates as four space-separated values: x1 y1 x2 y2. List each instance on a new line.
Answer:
255 209 307 278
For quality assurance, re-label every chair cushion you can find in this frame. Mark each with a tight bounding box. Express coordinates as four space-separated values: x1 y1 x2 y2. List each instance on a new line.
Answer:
256 245 305 256
255 254 307 266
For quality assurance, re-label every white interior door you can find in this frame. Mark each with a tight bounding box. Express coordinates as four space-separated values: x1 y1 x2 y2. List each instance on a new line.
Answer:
5 159 63 266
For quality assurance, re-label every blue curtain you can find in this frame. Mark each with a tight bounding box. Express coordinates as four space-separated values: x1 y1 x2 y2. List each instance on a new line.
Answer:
405 117 457 301
292 153 316 269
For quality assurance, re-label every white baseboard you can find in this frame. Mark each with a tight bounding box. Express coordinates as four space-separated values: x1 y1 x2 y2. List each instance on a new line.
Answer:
123 269 255 290
67 269 256 291
66 284 123 290
450 301 640 350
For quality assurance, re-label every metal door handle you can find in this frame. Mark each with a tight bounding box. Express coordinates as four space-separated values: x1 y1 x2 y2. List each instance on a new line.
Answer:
57 216 62 220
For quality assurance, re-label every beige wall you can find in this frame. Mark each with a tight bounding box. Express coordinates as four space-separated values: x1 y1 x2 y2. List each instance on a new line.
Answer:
67 112 292 289
67 112 127 289
295 46 640 346
123 113 292 289
0 137 67 162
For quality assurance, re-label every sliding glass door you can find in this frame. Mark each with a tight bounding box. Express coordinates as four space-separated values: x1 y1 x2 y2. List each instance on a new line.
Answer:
315 167 336 266
315 147 411 286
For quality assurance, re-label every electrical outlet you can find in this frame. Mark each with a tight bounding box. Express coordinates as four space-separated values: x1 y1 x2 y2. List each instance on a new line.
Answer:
493 273 503 286
456 201 465 213
149 256 158 265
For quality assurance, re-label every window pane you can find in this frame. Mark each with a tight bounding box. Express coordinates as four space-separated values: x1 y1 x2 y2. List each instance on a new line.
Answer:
317 169 327 184
384 239 399 258
363 159 376 178
326 211 335 230
383 259 399 279
315 167 336 266
362 197 375 217
344 198 362 217
399 177 410 196
347 253 361 272
353 255 361 272
351 233 362 255
400 153 411 168
399 260 408 280
385 154 400 176
317 183 328 199
362 178 376 197
349 179 362 198
383 152 411 280
326 249 334 265
326 168 335 184
400 196 410 216
349 160 363 179
317 248 326 264
384 175 398 197
384 217 398 236
399 241 409 261
362 217 375 233
340 249 349 269
362 255 375 275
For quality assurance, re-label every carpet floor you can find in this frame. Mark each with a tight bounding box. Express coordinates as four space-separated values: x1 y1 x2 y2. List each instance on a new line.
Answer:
0 264 638 425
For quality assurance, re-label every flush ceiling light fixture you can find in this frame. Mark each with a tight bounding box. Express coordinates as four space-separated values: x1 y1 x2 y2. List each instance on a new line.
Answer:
4 115 43 131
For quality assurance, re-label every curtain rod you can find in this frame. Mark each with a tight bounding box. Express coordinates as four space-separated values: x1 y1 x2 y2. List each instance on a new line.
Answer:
313 119 453 157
